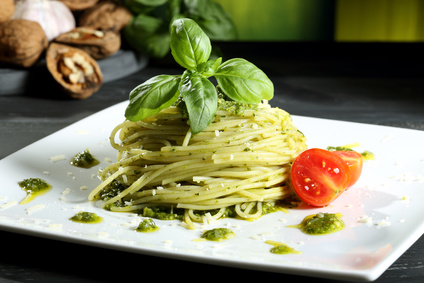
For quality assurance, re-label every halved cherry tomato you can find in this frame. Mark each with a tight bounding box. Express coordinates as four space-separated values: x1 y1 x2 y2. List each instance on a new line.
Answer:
291 148 351 207
332 150 363 188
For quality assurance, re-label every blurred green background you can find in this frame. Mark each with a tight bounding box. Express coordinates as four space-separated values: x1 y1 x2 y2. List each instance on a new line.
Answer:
214 0 424 42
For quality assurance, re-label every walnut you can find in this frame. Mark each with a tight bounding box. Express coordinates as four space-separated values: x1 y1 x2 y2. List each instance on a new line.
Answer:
54 27 121 59
78 1 132 32
0 19 48 67
59 0 99 11
0 0 15 22
46 43 103 99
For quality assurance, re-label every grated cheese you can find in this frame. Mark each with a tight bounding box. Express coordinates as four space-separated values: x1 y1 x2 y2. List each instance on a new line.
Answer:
26 204 46 215
163 240 173 245
76 130 89 135
48 224 63 232
358 215 373 225
0 201 17 210
381 133 394 143
376 218 391 228
49 155 66 162
250 234 261 240
97 232 110 239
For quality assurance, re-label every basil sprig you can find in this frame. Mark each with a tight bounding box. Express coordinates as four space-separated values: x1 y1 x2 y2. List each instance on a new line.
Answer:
125 18 274 134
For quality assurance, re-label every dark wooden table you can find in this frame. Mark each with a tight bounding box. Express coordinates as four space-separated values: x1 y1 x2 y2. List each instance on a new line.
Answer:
1 42 423 282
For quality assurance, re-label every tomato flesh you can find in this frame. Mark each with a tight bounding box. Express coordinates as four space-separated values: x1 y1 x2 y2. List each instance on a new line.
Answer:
291 148 351 207
332 150 363 188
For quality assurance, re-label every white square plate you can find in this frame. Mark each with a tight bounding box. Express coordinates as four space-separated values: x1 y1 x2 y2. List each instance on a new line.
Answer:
1 101 423 281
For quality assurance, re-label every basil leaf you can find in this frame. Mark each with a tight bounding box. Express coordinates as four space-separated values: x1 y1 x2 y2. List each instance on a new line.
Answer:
125 75 180 121
170 18 211 70
214 58 274 104
180 71 217 134
197 57 222 78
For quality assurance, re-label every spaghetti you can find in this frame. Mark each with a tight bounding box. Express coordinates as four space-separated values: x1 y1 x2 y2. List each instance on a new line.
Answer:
89 101 307 229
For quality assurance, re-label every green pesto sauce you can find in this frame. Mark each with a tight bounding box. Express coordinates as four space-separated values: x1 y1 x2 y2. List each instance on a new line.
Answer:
137 202 281 222
266 240 302 255
288 212 344 235
70 149 99 168
360 150 375 161
216 92 257 116
100 180 284 222
136 219 159 233
100 180 127 204
140 206 184 221
201 228 235 241
327 146 355 152
327 145 375 161
18 178 52 204
175 90 257 118
70 211 103 224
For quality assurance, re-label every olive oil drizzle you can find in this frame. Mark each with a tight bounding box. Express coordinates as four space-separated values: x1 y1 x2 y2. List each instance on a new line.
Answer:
18 178 52 205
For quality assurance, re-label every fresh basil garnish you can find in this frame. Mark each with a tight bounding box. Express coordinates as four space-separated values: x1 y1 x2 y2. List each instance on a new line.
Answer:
170 18 212 70
125 75 181 122
125 18 273 134
215 58 274 104
180 71 218 134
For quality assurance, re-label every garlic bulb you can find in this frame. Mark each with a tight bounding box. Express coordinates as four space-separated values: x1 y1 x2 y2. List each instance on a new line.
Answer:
13 0 76 41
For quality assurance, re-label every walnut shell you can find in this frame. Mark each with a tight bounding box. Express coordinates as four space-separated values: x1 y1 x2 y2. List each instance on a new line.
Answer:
0 0 14 22
54 27 121 59
46 43 103 99
0 19 48 67
59 0 98 11
78 1 132 32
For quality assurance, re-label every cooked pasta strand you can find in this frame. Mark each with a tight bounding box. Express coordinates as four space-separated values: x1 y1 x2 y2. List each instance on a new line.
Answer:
89 102 307 227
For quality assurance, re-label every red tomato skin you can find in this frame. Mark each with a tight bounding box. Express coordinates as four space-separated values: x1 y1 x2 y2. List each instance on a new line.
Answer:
291 148 351 207
332 151 363 188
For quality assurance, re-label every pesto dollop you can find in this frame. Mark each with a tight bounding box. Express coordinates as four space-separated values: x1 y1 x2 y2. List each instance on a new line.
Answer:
70 211 103 224
136 219 159 233
70 149 99 168
201 228 235 241
141 206 184 220
216 90 257 116
265 240 302 255
361 150 375 161
175 90 257 119
138 202 280 222
18 178 52 204
327 145 375 161
288 212 344 235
